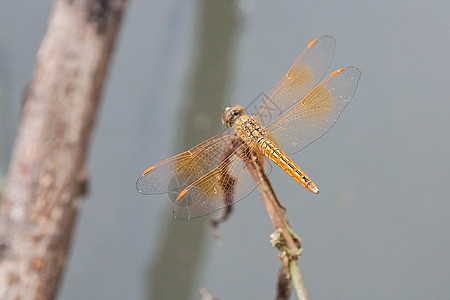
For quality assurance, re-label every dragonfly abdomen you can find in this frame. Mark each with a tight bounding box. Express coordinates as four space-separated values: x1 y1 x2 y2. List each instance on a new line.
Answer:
257 138 319 194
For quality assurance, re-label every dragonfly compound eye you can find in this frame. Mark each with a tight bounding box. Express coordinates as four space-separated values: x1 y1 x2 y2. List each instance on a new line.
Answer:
222 105 246 128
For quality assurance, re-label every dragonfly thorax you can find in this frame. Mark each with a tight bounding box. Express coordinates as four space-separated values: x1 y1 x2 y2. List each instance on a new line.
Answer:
234 115 266 144
223 105 266 144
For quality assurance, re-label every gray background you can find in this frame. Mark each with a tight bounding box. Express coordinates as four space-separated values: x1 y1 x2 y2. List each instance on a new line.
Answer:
1 0 450 299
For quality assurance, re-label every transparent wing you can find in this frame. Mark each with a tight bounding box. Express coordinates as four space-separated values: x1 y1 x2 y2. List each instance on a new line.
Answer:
172 140 272 220
249 35 336 126
136 130 236 195
266 67 361 155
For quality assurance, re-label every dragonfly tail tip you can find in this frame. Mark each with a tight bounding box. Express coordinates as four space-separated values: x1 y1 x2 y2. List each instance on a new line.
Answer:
306 182 319 194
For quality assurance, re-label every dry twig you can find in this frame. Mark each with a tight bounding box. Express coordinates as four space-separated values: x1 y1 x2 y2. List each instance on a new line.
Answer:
248 156 309 300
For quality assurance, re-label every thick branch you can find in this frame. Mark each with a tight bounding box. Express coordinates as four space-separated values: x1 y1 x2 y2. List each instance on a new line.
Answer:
0 0 128 299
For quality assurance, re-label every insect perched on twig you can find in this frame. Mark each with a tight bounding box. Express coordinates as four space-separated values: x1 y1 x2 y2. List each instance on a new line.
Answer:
137 36 361 220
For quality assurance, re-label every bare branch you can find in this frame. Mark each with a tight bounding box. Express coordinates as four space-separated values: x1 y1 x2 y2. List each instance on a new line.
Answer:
0 0 129 299
289 259 309 300
247 157 309 300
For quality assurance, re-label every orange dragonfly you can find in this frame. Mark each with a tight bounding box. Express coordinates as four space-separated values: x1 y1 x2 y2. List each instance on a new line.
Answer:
137 36 361 219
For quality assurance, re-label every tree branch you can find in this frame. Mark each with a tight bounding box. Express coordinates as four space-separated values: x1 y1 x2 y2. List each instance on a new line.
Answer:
248 157 309 300
0 0 128 299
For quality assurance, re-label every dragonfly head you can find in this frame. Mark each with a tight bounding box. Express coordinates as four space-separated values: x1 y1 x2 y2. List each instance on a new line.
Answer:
222 105 246 128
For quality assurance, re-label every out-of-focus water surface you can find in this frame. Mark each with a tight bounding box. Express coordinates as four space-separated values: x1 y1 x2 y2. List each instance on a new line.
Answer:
1 0 450 299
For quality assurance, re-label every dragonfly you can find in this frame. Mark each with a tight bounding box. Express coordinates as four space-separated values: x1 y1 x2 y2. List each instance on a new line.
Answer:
137 35 361 219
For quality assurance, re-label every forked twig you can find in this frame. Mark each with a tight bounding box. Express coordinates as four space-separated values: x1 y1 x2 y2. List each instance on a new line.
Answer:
208 139 309 299
248 155 309 300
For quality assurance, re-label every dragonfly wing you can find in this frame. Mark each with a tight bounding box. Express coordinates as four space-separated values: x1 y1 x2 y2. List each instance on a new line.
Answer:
250 36 336 125
136 130 236 195
266 67 362 155
172 140 272 219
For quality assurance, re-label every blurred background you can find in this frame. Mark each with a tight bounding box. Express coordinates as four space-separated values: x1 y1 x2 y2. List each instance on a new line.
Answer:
1 0 450 299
